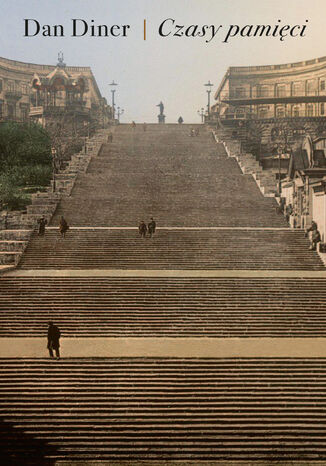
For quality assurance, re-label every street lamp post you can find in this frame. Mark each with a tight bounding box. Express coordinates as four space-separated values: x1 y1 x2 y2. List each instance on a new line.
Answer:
197 108 205 123
116 107 124 122
51 146 57 193
204 80 214 115
278 146 283 196
109 80 118 121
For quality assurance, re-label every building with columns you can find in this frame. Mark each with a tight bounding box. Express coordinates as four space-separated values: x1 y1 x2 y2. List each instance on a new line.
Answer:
213 56 326 148
0 54 110 127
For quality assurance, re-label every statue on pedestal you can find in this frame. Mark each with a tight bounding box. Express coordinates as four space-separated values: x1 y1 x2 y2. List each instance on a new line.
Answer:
157 101 165 124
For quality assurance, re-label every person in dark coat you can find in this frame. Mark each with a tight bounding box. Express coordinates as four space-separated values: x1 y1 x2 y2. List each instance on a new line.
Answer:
138 221 147 238
59 216 69 238
310 229 321 251
37 216 47 236
178 116 184 124
148 217 156 238
47 322 61 359
107 132 113 143
285 204 293 223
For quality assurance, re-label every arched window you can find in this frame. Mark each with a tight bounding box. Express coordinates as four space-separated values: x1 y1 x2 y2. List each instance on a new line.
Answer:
259 107 269 119
276 106 286 118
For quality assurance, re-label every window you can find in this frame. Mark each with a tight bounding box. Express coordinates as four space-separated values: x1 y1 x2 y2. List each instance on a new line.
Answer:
292 105 300 117
21 83 29 95
321 103 325 115
292 82 302 96
0 80 2 92
306 80 316 96
276 85 286 97
21 106 28 121
276 106 286 118
306 104 314 117
235 87 245 98
259 107 269 119
258 86 269 97
7 103 15 119
235 107 246 118
7 81 14 92
321 80 325 91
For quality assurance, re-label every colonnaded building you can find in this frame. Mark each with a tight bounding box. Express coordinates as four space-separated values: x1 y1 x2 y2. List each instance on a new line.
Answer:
212 55 326 150
0 54 110 129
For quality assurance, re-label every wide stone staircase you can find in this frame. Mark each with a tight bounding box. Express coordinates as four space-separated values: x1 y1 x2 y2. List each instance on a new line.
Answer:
2 358 326 463
18 228 323 270
52 125 286 227
0 129 108 270
2 277 326 337
1 123 326 464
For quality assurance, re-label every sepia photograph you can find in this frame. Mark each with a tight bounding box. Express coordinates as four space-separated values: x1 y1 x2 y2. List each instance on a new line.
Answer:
1 0 326 464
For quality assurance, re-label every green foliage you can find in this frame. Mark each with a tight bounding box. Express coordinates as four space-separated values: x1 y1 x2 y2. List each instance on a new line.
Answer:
3 164 52 187
0 121 52 211
0 176 32 211
0 121 51 168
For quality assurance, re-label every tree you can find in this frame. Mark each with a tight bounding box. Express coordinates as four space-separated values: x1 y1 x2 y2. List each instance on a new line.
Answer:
0 121 52 210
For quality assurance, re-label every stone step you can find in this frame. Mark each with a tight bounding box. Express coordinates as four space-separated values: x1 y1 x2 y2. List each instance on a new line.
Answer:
2 358 326 462
50 131 287 227
1 277 326 336
18 229 324 270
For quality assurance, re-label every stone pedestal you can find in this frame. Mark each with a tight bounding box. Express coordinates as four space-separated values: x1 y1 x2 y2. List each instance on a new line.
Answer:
158 114 165 124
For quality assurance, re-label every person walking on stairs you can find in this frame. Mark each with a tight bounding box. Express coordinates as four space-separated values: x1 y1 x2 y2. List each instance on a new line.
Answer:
310 229 321 251
37 216 47 236
148 217 156 238
47 322 61 359
132 121 136 129
138 221 147 238
59 216 69 238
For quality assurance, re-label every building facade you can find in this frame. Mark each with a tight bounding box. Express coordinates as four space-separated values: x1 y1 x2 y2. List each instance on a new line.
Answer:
213 56 326 148
0 55 110 126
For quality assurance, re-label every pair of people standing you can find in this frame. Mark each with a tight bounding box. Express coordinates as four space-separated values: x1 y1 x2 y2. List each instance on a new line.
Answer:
139 218 156 238
37 215 69 238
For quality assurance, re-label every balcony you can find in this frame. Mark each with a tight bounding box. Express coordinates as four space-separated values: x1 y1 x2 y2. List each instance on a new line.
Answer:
29 102 89 117
221 90 326 106
29 106 44 117
220 112 252 121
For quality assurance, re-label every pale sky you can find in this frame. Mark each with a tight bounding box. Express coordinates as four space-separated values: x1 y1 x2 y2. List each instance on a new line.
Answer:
0 0 325 122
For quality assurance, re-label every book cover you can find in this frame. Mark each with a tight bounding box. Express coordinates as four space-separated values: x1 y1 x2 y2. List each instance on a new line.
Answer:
0 1 325 465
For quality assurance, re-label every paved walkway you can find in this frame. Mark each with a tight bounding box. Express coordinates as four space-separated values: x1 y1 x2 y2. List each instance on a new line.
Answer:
2 337 326 358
